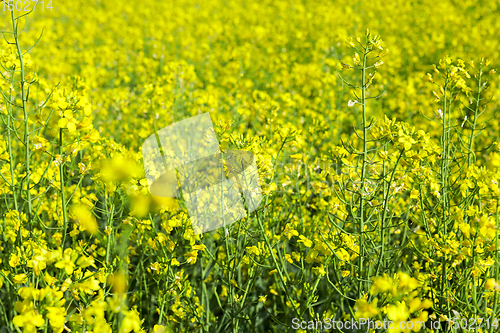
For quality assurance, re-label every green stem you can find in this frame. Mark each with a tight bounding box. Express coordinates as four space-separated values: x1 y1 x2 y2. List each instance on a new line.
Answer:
59 128 68 248
467 70 482 167
255 211 302 319
11 10 32 227
357 44 368 299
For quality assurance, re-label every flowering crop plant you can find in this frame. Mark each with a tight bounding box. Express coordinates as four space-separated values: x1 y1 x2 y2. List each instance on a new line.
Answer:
0 0 500 332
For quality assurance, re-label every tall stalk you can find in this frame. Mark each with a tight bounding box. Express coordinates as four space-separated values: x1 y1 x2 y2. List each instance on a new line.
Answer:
358 42 368 299
11 10 32 227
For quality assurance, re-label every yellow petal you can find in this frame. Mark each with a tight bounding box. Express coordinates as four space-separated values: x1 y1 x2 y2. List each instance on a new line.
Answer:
67 121 76 133
33 314 45 327
58 118 68 128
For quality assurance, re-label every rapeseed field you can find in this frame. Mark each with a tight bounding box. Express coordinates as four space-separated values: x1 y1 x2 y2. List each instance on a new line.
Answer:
1 0 500 332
